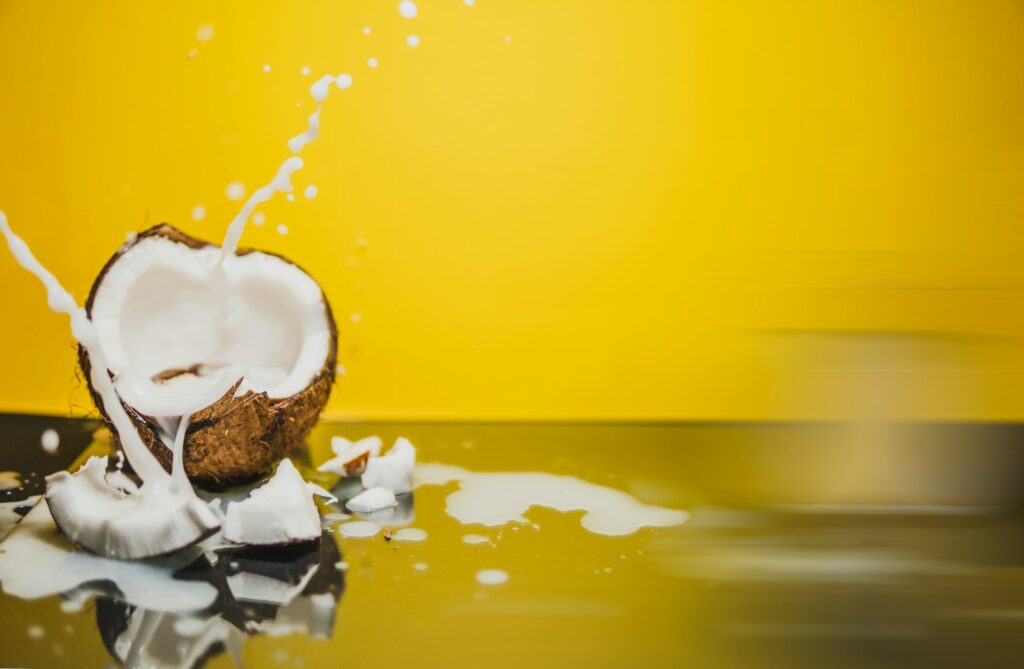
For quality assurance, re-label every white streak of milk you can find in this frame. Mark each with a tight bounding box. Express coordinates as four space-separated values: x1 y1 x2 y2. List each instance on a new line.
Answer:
407 35 420 48
392 527 427 542
368 58 379 68
219 157 303 259
476 569 508 585
191 205 206 221
0 471 21 491
338 520 379 538
399 1 419 19
304 185 318 199
288 74 335 153
40 429 60 454
0 211 167 483
195 25 215 42
0 504 217 611
225 182 246 201
416 463 689 536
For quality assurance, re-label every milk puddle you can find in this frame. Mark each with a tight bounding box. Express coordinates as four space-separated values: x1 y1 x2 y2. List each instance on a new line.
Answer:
417 464 689 536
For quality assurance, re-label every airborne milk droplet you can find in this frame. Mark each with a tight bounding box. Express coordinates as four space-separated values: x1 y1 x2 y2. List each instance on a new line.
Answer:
368 58 379 68
191 205 206 221
335 74 353 90
407 35 420 48
195 25 215 42
277 224 288 235
225 182 246 200
300 66 311 76
252 212 265 226
304 185 318 199
462 533 489 545
399 1 418 19
40 429 59 454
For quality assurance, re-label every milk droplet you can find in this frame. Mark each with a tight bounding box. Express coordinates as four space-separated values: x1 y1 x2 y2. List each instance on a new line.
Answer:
462 533 489 545
304 185 318 199
505 36 512 43
465 0 475 5
191 205 206 221
350 313 362 324
407 35 420 47
335 560 349 571
40 429 59 454
476 569 508 585
277 224 288 235
263 64 271 72
392 527 427 542
363 26 372 35
225 182 246 200
27 624 45 640
300 66 311 76
368 58 379 68
413 562 428 571
398 1 418 19
187 48 198 59
335 74 353 90
252 212 266 226
286 193 295 202
195 25 215 42
339 520 379 538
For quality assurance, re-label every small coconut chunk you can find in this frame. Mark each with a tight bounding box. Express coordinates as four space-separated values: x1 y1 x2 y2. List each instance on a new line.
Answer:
361 437 416 493
345 487 398 514
45 457 220 559
317 436 382 476
223 459 321 545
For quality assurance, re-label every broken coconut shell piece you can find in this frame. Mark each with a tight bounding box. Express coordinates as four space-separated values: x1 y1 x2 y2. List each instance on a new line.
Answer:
223 459 333 546
317 435 383 476
80 224 338 488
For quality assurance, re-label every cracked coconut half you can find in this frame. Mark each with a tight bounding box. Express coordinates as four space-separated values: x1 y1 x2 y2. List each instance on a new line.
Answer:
82 224 338 488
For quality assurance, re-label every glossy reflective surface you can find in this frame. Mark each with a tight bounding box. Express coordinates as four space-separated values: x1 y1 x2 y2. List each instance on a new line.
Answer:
2 416 1024 668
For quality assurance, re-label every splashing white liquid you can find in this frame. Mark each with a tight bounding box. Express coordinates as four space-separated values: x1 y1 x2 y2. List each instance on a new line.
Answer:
399 1 418 19
391 527 427 542
338 520 379 538
40 429 59 454
416 464 688 536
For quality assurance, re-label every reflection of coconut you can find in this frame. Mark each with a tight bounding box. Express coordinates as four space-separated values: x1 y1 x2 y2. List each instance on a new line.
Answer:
97 534 344 668
80 225 338 488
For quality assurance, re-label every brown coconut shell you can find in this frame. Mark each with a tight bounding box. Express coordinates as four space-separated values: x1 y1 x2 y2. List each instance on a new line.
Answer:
78 224 338 489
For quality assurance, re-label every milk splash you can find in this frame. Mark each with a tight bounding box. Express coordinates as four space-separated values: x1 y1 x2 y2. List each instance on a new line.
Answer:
416 464 689 536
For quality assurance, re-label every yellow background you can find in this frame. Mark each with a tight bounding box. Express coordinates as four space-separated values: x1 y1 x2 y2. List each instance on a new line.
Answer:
1 0 1023 421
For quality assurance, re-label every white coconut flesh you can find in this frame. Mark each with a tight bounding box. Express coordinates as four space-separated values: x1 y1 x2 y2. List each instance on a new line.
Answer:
91 234 332 418
223 459 329 545
45 457 220 560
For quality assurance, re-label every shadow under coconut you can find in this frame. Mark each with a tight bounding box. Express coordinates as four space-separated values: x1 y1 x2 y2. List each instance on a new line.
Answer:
93 533 345 669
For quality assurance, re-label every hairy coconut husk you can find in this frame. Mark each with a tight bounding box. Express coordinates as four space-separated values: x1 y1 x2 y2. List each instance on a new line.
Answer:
79 224 338 489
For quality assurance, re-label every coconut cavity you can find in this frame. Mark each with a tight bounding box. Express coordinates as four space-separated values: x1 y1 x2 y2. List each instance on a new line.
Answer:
83 224 338 487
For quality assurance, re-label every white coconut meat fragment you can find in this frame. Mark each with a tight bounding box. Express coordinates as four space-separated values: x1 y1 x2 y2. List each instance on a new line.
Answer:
346 486 398 514
362 437 416 493
317 435 382 476
223 459 325 545
45 457 220 560
90 232 333 413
